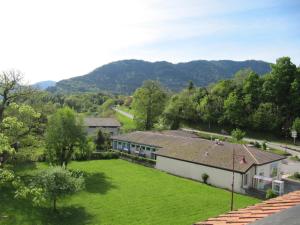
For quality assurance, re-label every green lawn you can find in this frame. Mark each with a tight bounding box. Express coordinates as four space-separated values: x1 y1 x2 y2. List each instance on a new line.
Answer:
0 160 259 225
115 112 137 132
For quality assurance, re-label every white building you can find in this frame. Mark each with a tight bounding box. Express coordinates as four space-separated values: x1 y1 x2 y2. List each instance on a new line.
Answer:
112 130 285 194
84 117 121 135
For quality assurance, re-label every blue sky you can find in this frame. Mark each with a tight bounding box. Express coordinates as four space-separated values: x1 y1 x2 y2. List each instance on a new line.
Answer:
0 0 299 83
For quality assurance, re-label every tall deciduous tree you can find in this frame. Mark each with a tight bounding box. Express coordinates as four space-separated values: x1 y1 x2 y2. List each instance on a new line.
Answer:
132 80 167 130
0 70 33 122
251 103 281 131
163 87 204 129
223 92 246 127
262 57 299 126
199 94 223 129
45 107 86 167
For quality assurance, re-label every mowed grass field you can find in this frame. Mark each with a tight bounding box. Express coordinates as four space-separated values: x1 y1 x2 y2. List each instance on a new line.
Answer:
0 160 260 225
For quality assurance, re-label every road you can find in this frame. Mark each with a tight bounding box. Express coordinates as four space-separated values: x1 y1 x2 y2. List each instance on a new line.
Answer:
112 107 134 119
181 128 300 157
111 108 300 157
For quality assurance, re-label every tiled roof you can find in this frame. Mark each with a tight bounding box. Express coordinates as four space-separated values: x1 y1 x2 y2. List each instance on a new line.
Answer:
111 131 285 173
194 190 300 225
84 117 121 127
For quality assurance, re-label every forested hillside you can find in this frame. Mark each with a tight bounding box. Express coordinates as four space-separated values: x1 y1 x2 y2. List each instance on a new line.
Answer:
49 59 271 94
130 57 300 136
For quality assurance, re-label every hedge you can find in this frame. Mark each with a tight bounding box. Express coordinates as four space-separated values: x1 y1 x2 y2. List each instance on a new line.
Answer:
116 151 156 166
90 151 120 160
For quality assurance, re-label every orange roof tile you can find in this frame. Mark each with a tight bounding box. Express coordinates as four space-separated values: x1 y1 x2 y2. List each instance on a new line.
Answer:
194 190 300 225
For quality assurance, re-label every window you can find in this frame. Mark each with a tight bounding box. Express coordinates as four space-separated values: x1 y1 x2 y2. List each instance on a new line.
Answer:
271 166 278 177
244 174 248 186
146 147 150 151
141 146 145 150
259 172 264 176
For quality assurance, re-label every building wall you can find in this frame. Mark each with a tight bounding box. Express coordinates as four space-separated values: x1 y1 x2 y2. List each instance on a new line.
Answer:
112 140 156 159
256 161 281 178
87 127 120 136
243 166 255 188
156 156 245 193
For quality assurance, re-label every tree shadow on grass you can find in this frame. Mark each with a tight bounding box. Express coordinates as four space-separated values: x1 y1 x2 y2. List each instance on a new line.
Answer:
39 206 93 225
0 188 93 225
84 172 117 194
12 161 37 173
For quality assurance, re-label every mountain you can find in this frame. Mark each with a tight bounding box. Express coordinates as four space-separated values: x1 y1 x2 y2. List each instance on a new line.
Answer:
33 80 56 90
50 59 271 94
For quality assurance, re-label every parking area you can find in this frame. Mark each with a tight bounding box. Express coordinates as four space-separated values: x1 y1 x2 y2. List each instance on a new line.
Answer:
281 159 300 175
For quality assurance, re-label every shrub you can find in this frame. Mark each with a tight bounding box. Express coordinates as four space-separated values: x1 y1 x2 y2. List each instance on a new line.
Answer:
201 173 209 184
231 128 246 141
253 141 261 148
262 141 267 150
266 188 278 199
14 147 45 163
90 151 120 160
118 151 156 166
294 172 300 179
74 139 95 161
69 169 87 178
290 155 300 161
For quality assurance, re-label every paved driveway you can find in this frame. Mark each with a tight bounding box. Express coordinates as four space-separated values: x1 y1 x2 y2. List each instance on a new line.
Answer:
181 128 300 156
281 159 300 175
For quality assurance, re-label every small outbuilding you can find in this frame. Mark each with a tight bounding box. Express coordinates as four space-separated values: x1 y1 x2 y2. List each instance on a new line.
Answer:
84 117 121 135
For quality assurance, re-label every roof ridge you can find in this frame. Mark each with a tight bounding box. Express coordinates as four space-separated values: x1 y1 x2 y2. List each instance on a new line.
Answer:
242 144 259 164
148 131 204 141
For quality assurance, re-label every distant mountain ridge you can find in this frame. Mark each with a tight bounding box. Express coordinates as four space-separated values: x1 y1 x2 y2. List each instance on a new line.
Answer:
33 80 56 90
50 59 271 94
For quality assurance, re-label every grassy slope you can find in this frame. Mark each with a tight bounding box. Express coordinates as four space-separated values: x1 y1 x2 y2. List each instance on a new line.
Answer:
116 105 135 115
1 160 259 225
115 111 136 132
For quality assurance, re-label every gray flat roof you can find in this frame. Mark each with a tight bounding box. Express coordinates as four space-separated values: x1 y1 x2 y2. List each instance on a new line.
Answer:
84 117 121 127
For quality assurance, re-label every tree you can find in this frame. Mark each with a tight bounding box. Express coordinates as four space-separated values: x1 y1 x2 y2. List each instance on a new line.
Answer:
132 80 167 130
188 81 194 90
251 103 281 131
242 71 262 114
262 57 299 126
199 94 223 129
45 107 86 167
163 88 203 129
1 103 41 146
0 70 33 121
30 167 84 211
292 118 300 134
95 129 110 151
223 92 246 127
0 133 14 166
231 128 246 141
